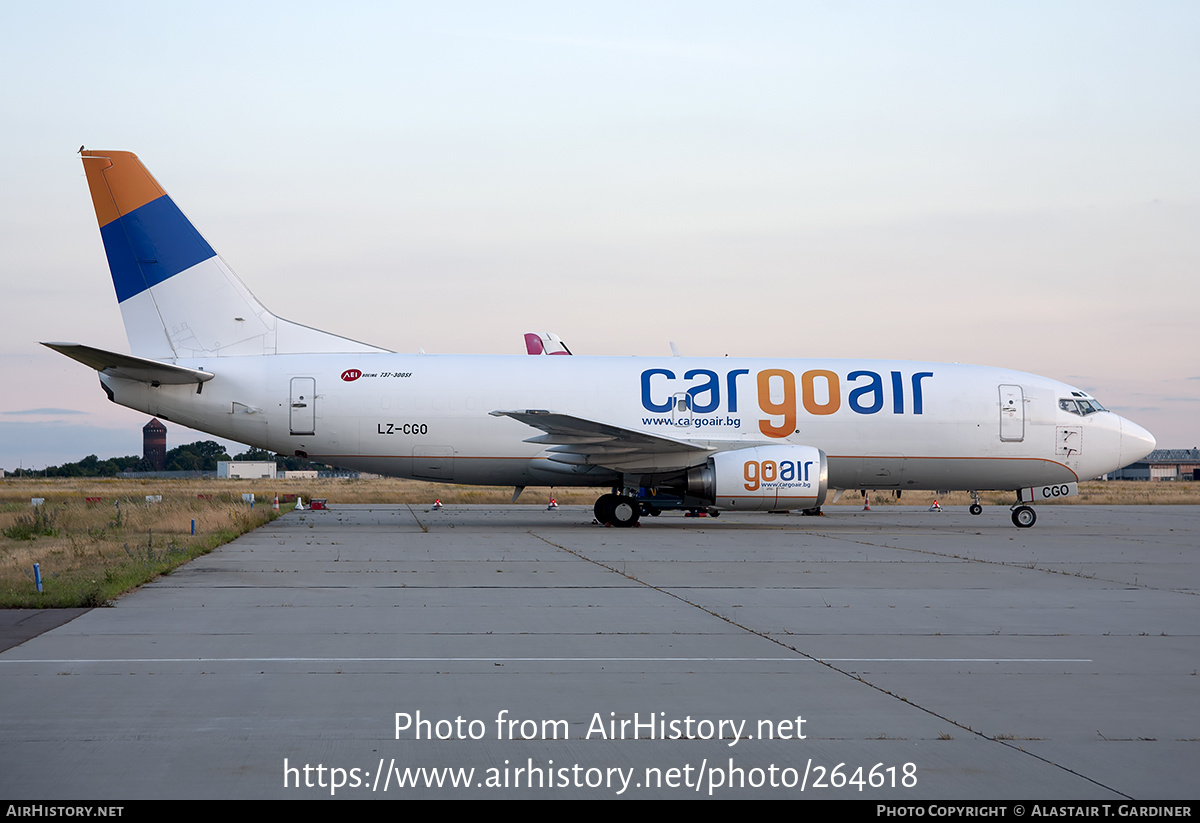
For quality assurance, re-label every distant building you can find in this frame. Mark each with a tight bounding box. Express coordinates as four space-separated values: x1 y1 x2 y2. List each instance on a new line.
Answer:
143 418 167 471
1110 449 1200 481
217 461 277 479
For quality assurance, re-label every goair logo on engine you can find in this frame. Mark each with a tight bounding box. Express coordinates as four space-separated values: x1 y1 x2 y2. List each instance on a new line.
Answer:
640 368 934 437
743 456 816 491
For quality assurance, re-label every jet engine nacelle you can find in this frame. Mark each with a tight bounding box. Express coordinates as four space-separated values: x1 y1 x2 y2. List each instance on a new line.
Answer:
687 445 828 512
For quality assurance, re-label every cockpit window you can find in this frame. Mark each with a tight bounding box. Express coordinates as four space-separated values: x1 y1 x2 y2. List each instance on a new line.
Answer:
1059 398 1106 416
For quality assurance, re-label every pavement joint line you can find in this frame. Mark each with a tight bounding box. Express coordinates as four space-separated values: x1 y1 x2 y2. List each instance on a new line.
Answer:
828 533 1198 596
527 528 1132 800
403 503 429 533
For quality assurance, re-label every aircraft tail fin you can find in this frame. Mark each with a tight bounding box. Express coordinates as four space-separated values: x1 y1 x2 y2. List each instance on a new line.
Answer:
80 150 388 359
523 332 572 355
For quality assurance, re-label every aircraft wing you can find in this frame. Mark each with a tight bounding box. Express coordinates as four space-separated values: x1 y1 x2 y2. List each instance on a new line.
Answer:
42 343 214 386
490 409 711 473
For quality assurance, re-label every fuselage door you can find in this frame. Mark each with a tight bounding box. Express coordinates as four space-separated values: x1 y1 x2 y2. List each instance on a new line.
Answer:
290 377 316 435
999 384 1024 442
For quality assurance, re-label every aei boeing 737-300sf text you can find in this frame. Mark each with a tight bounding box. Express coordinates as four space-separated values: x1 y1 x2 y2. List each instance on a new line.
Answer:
46 150 1155 528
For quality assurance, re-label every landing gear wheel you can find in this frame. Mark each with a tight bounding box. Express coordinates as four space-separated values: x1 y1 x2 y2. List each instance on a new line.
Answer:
968 490 982 516
1011 505 1036 528
608 497 640 528
594 494 616 524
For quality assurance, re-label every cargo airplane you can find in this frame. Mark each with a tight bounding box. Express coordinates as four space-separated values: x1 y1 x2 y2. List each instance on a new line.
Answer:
46 150 1156 528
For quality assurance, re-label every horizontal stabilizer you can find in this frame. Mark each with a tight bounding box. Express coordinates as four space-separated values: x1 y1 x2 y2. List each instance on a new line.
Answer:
42 343 214 385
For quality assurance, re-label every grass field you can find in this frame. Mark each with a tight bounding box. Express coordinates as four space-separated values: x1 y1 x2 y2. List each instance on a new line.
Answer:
2 476 1196 608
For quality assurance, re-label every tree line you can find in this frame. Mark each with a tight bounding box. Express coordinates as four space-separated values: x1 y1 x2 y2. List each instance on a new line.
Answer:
26 442 329 477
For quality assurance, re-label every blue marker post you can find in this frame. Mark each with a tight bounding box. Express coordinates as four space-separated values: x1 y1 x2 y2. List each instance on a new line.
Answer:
33 563 42 593
191 519 196 536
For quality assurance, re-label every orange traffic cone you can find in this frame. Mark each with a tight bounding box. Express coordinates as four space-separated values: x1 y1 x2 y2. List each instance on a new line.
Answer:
862 493 871 511
273 494 280 511
928 499 942 511
432 499 443 510
547 497 558 510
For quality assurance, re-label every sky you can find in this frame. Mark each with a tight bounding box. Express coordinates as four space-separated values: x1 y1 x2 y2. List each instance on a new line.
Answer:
1 1 1197 470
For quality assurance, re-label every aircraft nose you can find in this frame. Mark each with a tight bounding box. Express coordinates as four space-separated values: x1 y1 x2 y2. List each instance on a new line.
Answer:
1119 417 1156 466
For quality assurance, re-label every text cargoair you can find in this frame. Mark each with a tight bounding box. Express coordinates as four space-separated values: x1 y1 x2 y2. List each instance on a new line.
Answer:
641 368 934 438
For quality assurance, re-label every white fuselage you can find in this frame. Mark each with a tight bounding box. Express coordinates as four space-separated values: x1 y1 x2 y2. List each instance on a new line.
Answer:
100 353 1149 492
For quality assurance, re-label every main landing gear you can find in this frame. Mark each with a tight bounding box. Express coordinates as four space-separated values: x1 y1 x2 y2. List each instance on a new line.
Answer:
594 494 641 528
969 490 983 516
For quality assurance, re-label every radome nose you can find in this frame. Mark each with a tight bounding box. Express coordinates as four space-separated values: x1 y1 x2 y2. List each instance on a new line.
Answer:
1120 418 1156 466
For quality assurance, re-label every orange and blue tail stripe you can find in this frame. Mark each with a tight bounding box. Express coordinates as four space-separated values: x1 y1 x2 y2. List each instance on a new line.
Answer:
81 150 215 303
78 149 388 359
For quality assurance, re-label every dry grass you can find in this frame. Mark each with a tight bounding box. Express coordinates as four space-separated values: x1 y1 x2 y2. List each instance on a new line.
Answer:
0 479 291 607
2 476 1194 607
2 476 1194 512
0 476 601 607
0 476 598 510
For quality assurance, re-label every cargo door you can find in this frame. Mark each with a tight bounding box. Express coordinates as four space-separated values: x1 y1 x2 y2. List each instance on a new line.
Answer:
412 446 455 480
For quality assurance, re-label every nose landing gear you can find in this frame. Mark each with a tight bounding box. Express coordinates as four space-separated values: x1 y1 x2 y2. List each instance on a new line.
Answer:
1010 504 1036 528
968 490 983 516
